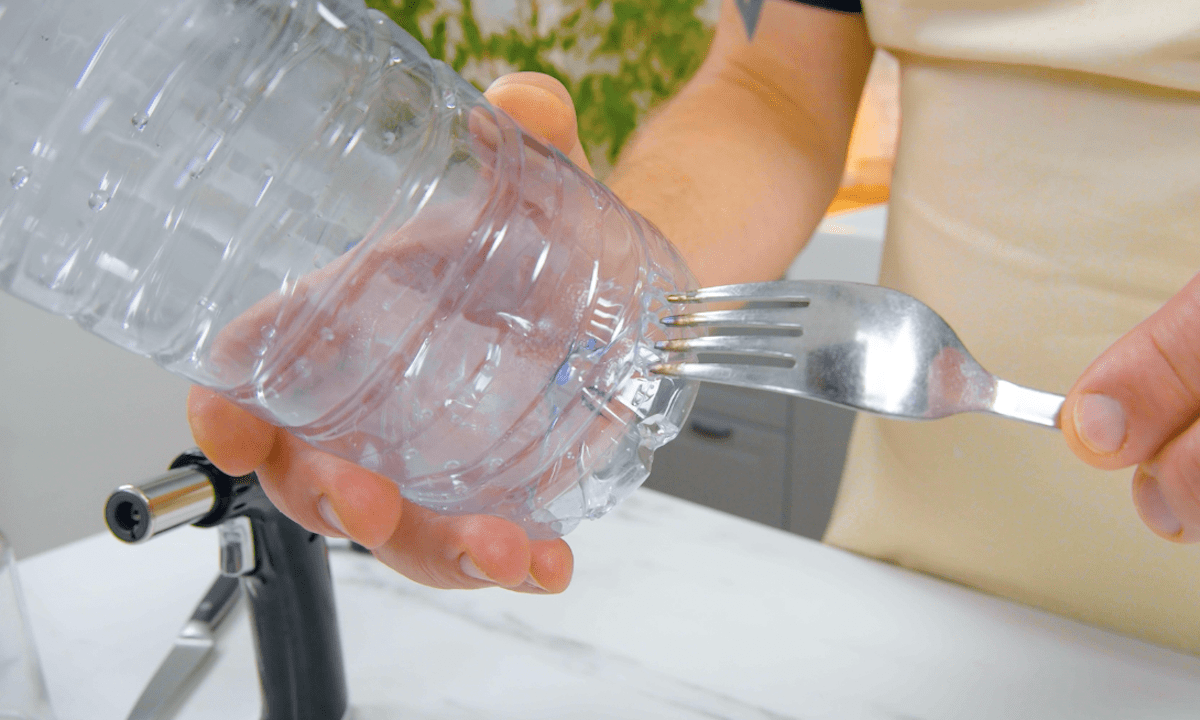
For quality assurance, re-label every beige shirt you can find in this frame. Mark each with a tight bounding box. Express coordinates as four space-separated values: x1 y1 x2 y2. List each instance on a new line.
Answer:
824 0 1200 653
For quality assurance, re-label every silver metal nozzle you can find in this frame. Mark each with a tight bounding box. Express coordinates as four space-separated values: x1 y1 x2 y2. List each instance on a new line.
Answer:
105 466 216 543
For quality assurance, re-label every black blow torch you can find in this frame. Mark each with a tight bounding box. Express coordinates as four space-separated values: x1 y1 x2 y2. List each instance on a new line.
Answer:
104 449 349 720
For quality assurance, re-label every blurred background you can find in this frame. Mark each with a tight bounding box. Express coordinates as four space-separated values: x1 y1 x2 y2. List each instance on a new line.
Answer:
0 0 898 558
364 0 898 195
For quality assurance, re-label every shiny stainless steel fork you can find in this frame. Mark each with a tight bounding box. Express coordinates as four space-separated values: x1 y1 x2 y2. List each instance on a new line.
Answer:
652 280 1065 428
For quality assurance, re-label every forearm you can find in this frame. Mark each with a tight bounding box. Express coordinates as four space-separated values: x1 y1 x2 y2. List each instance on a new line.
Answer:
607 76 844 287
606 1 873 287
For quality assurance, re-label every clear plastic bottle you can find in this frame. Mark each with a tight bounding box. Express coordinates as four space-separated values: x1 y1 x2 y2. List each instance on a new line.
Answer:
0 0 697 537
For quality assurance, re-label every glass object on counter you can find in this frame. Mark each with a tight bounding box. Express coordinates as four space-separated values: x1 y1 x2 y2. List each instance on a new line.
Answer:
0 0 697 538
0 531 54 720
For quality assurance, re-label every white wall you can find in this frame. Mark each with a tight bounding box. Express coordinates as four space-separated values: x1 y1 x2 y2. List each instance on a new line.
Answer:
0 293 194 559
787 205 887 285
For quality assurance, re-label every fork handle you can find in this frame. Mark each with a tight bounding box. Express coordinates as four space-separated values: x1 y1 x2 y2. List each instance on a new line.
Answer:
989 380 1065 429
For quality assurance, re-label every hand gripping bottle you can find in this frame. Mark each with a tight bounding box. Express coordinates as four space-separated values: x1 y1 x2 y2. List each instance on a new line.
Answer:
0 0 697 538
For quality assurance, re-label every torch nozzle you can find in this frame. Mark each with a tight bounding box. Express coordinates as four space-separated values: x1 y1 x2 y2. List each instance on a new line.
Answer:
104 466 216 543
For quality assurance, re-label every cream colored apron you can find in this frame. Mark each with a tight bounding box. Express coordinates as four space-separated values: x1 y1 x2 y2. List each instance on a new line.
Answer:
824 0 1200 653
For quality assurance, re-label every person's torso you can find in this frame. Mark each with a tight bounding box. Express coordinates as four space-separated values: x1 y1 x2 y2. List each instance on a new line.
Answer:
823 0 1200 653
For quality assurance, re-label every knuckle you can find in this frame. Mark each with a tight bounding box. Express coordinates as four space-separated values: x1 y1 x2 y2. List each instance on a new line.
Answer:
1157 423 1200 513
1144 279 1200 412
1145 324 1200 414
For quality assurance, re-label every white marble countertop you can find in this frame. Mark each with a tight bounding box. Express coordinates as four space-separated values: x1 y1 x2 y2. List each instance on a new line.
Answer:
21 489 1200 720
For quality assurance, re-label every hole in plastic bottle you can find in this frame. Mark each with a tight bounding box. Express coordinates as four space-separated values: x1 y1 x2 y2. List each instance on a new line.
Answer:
88 191 109 211
9 167 30 189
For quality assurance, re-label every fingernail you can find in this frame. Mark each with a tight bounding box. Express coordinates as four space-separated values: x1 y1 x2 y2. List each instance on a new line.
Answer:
1074 393 1126 455
519 573 549 593
317 496 348 537
1133 468 1183 539
459 554 496 584
485 75 516 92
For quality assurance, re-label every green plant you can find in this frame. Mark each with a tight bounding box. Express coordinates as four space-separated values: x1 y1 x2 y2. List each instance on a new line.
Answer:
366 0 715 173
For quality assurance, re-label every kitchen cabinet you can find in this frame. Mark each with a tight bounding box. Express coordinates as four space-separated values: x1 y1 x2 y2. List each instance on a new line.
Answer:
646 383 856 540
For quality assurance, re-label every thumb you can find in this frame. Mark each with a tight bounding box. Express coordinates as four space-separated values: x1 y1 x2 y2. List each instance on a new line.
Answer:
484 72 594 177
1061 272 1200 471
1062 272 1200 542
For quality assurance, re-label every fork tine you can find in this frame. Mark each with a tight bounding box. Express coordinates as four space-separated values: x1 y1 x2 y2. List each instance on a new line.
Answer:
661 308 805 330
656 336 797 362
667 280 814 305
650 362 804 398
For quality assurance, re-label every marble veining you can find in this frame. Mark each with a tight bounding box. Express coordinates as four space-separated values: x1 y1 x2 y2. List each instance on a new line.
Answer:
20 489 1200 720
333 550 809 719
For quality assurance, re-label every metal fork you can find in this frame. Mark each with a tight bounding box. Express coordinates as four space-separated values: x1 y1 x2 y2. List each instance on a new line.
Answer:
652 280 1065 428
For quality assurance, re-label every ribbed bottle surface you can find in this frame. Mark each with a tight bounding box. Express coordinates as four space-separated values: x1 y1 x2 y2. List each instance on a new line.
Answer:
0 0 697 538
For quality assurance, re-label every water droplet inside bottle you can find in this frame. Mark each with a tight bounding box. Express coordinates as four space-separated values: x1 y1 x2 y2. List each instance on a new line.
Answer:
10 166 30 189
403 448 419 460
442 89 457 109
486 457 504 471
444 460 461 470
381 130 396 146
88 191 109 211
131 112 149 131
261 324 277 340
320 327 335 342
